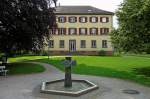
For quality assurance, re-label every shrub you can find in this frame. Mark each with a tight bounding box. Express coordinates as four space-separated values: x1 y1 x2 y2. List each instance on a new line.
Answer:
113 52 121 56
98 50 106 56
41 51 48 56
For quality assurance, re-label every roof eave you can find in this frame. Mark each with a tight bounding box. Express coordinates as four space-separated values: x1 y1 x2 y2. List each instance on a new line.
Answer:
55 13 114 15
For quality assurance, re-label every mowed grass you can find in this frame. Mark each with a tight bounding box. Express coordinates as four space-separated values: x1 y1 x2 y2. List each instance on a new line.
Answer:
6 62 45 75
8 55 150 86
73 56 150 71
38 56 150 86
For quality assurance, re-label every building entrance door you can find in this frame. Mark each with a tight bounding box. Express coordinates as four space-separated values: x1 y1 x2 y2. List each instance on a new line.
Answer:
69 40 76 52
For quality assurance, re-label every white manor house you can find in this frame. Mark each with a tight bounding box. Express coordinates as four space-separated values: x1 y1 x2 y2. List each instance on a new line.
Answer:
45 6 114 55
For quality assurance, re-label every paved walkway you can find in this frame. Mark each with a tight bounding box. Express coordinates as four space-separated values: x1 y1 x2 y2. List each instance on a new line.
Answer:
0 62 150 99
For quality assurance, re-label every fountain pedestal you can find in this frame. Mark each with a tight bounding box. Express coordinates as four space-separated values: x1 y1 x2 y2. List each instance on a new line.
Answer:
40 56 99 97
64 56 75 87
65 66 72 87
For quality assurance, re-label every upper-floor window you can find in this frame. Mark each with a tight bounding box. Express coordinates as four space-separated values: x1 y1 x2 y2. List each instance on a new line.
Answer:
58 28 66 35
58 16 66 23
50 28 56 35
79 17 87 23
90 17 98 23
59 40 65 48
100 28 109 35
48 40 54 48
68 28 77 35
91 40 97 48
90 28 98 35
69 17 77 23
100 17 109 23
79 28 87 35
102 40 108 48
81 40 86 48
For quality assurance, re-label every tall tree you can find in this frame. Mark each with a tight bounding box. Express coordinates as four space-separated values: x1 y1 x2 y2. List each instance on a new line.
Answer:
0 0 57 55
140 0 150 53
110 0 150 53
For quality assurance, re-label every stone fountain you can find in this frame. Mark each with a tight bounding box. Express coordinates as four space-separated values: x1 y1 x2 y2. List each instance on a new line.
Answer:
41 56 98 96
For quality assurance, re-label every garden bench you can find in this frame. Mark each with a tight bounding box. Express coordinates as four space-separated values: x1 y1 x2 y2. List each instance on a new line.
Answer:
0 66 8 76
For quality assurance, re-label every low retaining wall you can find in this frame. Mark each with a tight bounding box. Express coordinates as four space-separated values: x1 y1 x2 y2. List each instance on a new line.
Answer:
47 51 113 56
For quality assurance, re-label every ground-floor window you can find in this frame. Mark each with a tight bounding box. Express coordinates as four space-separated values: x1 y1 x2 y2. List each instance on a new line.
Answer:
48 40 54 48
91 40 97 48
69 40 76 51
48 40 109 49
102 40 108 48
80 40 86 48
59 40 64 48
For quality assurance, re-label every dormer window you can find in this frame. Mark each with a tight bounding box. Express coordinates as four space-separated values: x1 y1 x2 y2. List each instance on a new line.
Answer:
88 10 92 12
88 9 92 13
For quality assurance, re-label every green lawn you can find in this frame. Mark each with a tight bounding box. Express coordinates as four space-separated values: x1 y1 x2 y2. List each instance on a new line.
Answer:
8 55 150 86
125 54 150 58
7 62 45 75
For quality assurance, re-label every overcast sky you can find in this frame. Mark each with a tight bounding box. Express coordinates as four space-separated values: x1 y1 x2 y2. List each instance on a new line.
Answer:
57 0 123 28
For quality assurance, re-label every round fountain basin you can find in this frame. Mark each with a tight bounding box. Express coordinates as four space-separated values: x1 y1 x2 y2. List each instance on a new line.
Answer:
41 79 98 96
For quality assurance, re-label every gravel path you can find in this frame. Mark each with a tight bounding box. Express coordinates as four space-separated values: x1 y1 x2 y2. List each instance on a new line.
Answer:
0 62 150 99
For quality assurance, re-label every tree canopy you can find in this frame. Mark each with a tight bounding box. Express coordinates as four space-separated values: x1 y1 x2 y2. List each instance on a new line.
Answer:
110 0 150 53
0 0 57 55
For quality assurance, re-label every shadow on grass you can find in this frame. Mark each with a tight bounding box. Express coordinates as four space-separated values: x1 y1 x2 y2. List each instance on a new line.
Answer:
133 67 150 77
6 62 45 75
